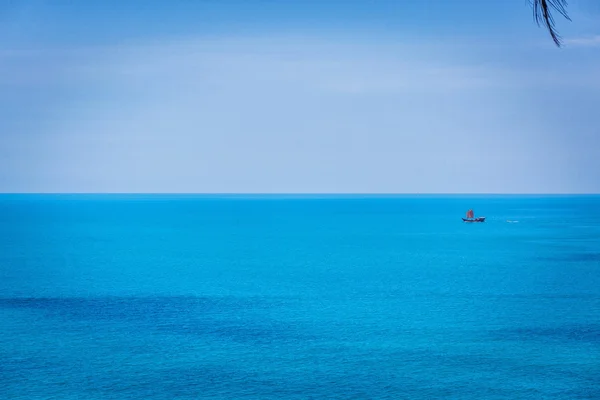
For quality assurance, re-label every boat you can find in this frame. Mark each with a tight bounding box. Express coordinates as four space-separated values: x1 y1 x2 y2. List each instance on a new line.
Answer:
462 209 485 222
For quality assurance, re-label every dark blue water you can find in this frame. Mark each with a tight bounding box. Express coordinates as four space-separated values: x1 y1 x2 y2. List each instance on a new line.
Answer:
1 195 599 399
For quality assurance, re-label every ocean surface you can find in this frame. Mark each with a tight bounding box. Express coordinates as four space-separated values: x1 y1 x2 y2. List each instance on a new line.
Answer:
1 195 599 399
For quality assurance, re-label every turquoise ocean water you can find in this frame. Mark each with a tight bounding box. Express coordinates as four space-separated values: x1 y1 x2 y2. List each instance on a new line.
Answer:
1 195 599 399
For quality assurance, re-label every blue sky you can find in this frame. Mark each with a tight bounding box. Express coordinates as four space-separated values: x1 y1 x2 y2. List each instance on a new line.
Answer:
1 0 599 193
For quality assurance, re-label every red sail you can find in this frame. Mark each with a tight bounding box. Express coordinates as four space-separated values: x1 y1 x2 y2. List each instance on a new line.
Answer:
466 210 474 218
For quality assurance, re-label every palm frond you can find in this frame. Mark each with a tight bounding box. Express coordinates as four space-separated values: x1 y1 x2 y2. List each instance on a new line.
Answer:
532 0 571 46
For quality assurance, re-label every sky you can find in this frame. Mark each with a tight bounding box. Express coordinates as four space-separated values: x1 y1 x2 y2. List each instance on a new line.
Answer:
1 0 599 194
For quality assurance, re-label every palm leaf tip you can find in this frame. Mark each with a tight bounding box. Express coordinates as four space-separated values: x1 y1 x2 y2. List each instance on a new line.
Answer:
532 0 571 46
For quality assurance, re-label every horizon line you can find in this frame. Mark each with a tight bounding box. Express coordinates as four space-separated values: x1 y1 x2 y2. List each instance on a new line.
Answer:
1 192 599 196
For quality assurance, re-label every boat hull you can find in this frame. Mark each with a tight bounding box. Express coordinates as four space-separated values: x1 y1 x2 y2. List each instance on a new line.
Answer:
462 217 486 223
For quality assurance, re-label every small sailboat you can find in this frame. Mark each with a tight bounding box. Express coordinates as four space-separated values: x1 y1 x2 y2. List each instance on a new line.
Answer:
462 209 485 223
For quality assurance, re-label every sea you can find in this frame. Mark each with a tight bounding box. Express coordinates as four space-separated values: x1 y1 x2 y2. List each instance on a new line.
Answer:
1 194 599 399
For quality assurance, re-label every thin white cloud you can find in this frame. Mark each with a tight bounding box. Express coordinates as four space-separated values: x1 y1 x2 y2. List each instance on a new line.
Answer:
564 35 600 47
0 35 591 92
0 37 505 93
